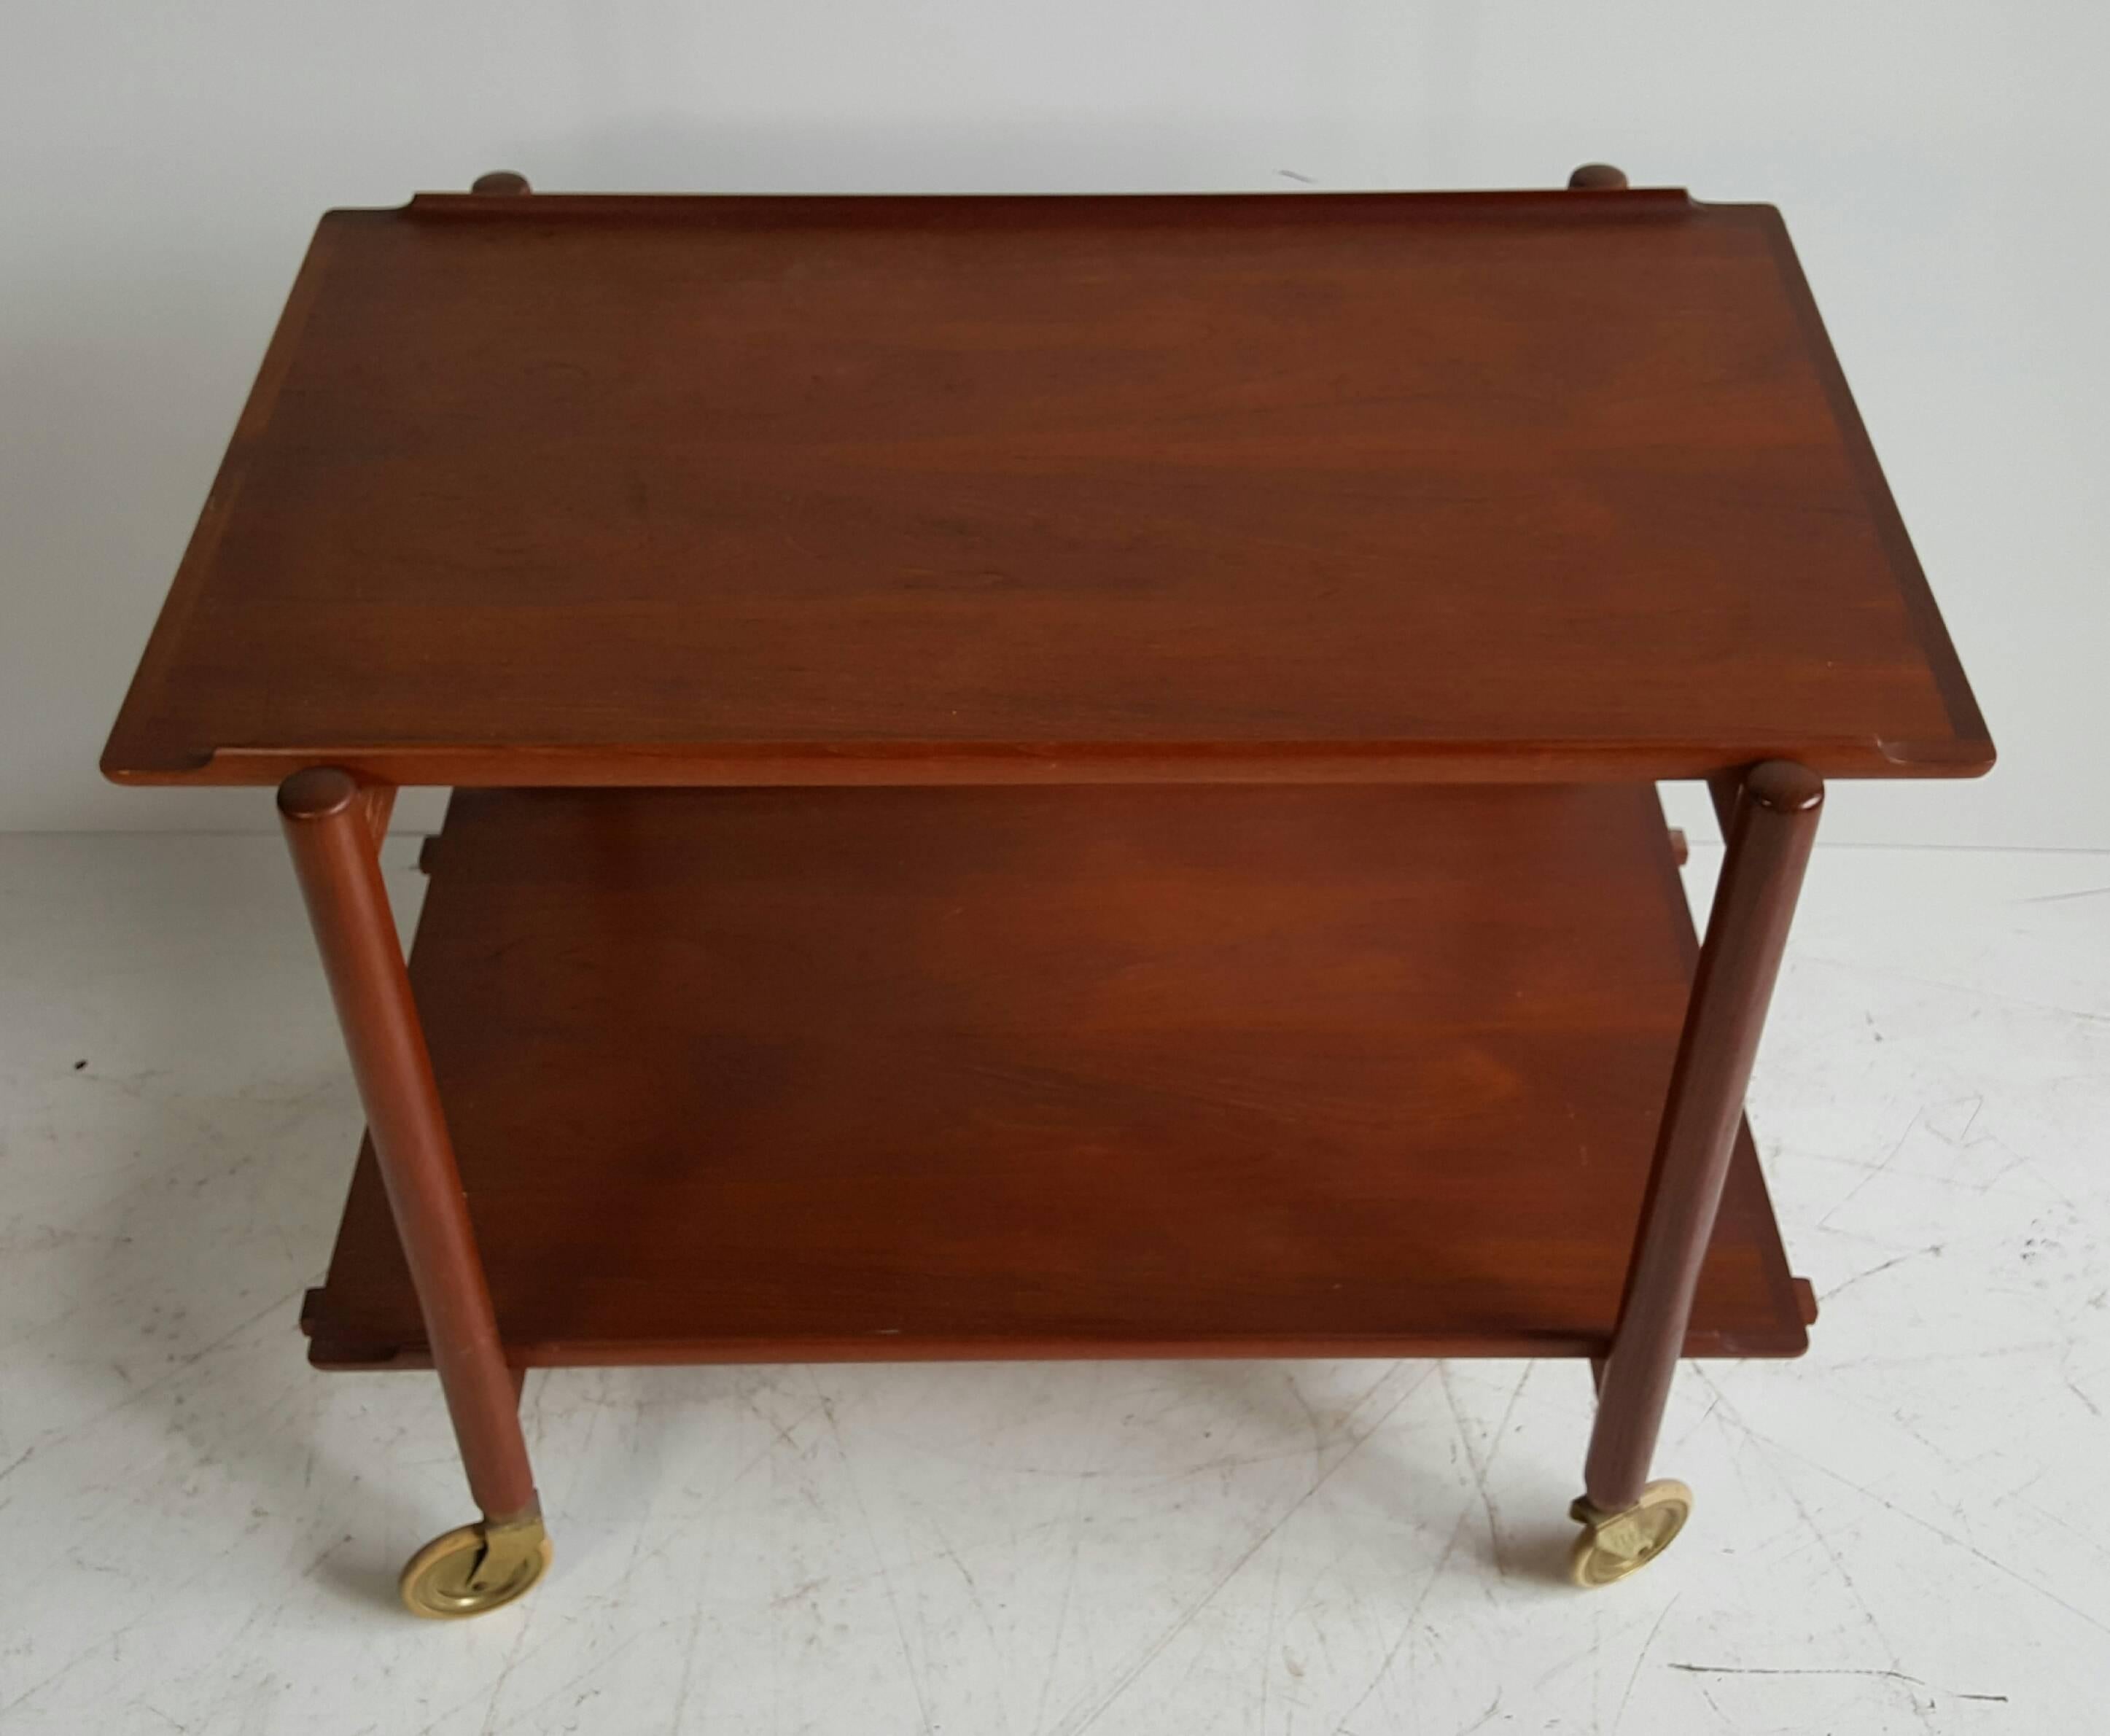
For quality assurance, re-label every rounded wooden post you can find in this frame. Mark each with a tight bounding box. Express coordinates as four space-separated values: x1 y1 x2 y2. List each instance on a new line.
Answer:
1583 761 1822 1514
279 768 537 1525
1568 163 1629 190
472 171 532 195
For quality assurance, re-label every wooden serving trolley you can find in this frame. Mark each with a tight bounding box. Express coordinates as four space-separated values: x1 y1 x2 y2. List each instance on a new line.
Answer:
103 167 1992 1616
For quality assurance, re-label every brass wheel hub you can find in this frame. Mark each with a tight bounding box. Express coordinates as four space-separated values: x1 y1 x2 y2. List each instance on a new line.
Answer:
1568 1480 1692 1587
400 1512 552 1619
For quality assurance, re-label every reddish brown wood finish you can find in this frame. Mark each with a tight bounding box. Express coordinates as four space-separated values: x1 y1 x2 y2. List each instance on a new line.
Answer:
356 783 394 849
278 768 537 1519
1568 163 1630 190
300 782 1807 1368
1584 761 1823 1512
104 190 1990 790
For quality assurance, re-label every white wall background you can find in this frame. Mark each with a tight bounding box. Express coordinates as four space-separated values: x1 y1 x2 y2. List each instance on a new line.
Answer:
4 2 2101 844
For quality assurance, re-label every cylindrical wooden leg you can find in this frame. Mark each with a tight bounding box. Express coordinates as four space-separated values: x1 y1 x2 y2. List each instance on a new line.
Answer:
1573 760 1823 1583
280 768 548 1616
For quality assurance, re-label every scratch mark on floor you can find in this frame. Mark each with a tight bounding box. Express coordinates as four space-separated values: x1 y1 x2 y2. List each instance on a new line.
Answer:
1330 1507 1469 1735
500 1626 656 1727
1797 954 2110 1029
2018 884 2110 906
1818 1108 1920 1228
471 1593 538 1736
1610 1595 1679 1735
1670 1663 2006 1701
929 1511 1015 1736
1703 1371 2110 1641
811 1377 935 1736
1057 1366 1436 1736
1258 1500 1286 1736
1029 1361 1105 1736
1819 1245 1943 1304
1438 1363 1527 1576
8 1283 305 1474
1460 1689 1504 1732
667 1594 712 1736
1694 1370 1938 1735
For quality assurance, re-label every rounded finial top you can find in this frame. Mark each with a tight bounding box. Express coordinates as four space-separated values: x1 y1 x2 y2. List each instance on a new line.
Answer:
1567 164 1629 192
472 171 532 196
1744 761 1826 815
277 766 362 820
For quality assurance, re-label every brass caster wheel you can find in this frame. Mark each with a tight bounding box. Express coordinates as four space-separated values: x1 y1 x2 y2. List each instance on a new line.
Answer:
400 1513 552 1619
1567 1480 1691 1587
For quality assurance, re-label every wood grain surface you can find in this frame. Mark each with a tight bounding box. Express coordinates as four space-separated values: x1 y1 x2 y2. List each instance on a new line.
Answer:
302 782 1807 1366
104 189 1990 788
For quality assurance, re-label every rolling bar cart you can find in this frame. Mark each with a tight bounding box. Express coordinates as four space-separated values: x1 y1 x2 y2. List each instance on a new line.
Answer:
102 166 1993 1615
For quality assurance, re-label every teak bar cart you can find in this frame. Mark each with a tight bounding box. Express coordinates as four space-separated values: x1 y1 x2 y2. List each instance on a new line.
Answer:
104 166 1993 1616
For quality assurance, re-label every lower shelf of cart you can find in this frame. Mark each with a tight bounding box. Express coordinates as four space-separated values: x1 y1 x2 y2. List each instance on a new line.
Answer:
300 783 1811 1370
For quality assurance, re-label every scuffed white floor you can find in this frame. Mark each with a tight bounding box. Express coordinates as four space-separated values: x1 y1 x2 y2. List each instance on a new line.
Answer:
1 829 2106 1734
